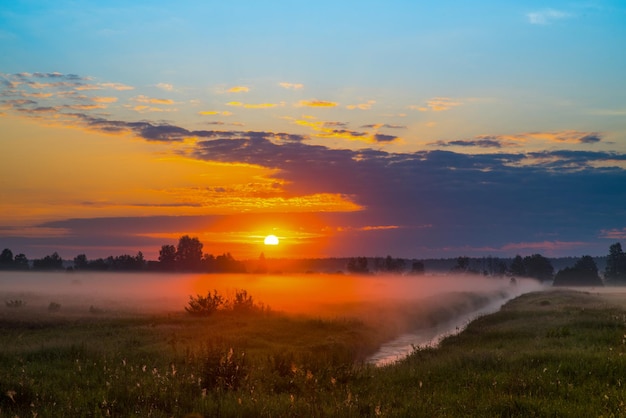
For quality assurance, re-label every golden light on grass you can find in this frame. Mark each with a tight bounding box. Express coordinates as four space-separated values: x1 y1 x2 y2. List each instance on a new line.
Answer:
264 235 279 246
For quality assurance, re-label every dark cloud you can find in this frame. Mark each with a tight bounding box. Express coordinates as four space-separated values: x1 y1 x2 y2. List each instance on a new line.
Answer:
434 139 503 148
361 123 407 129
373 133 399 142
579 133 602 144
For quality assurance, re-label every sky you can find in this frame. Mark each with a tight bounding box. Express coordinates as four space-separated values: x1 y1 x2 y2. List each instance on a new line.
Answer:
1 1 625 261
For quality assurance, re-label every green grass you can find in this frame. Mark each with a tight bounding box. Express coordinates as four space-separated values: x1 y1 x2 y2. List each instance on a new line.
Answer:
2 289 626 416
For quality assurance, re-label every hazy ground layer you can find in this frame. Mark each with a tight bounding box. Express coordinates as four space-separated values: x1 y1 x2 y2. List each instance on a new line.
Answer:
1 280 626 416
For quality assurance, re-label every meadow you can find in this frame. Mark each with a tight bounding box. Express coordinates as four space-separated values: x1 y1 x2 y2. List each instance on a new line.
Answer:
1 273 626 416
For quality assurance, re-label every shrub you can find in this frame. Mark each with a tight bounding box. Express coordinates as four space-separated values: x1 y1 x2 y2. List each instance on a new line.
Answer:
5 299 25 308
185 290 224 316
48 302 61 312
232 289 255 313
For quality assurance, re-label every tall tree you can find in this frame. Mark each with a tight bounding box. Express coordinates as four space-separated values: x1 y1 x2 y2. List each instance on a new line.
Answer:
553 255 603 287
605 242 626 284
159 244 177 270
509 255 526 276
176 235 204 271
523 254 554 281
33 252 63 270
0 248 13 269
74 254 88 270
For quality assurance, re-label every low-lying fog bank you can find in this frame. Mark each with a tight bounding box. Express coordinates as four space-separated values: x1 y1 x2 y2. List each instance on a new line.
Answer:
0 271 544 362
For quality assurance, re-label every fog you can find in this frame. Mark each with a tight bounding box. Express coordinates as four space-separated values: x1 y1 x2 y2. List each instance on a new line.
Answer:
0 271 544 364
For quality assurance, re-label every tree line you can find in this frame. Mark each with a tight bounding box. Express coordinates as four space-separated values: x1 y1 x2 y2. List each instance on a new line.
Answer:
1 239 625 283
345 242 626 286
0 235 245 273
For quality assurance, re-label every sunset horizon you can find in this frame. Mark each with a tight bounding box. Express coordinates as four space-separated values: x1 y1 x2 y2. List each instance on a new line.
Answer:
2 1 625 261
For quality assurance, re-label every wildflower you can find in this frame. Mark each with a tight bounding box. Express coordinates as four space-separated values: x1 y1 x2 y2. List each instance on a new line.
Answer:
6 390 16 403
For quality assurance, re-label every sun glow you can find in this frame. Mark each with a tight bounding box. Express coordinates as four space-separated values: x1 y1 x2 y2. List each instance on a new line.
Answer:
264 235 279 245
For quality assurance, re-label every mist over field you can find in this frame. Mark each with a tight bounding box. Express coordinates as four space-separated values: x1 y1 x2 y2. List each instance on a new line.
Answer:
0 271 544 363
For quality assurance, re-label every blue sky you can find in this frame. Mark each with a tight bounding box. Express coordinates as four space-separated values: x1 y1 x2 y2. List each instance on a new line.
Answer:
1 1 625 260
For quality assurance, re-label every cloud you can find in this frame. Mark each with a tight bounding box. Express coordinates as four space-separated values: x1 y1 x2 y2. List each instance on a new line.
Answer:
430 131 604 150
527 9 572 24
98 82 134 91
228 86 250 93
64 104 107 111
199 110 233 116
156 83 174 91
294 119 399 144
347 100 376 110
477 130 603 145
297 100 338 108
411 97 462 112
226 101 283 109
432 139 503 148
279 82 304 90
92 96 118 103
361 123 407 130
600 228 626 240
133 95 176 105
4 71 625 258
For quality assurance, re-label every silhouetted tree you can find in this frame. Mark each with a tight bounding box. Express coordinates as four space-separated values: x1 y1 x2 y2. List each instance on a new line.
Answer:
74 254 88 270
523 254 554 281
605 242 626 284
452 256 477 273
13 253 29 270
509 255 526 277
347 257 369 274
0 248 13 269
159 244 177 270
410 260 425 275
553 255 603 287
176 235 203 271
214 252 246 273
33 252 63 270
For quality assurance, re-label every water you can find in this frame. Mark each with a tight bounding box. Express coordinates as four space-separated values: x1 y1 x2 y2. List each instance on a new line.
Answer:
367 290 528 366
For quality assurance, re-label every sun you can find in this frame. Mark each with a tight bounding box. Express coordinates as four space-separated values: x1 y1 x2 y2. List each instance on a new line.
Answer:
264 234 279 245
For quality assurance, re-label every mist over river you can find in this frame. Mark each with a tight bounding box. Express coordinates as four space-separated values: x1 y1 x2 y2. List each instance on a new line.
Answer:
0 271 544 363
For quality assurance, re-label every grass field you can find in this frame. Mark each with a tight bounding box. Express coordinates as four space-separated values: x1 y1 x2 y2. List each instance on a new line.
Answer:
1 288 626 417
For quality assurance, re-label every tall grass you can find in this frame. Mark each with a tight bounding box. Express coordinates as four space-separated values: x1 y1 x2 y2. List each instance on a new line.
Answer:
1 289 626 416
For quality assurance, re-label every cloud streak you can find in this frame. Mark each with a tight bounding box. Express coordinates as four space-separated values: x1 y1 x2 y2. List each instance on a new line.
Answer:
527 9 572 25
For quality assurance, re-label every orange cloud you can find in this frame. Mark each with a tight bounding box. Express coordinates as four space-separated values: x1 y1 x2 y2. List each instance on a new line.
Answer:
228 86 250 93
347 100 376 110
132 105 178 113
297 100 338 108
92 96 119 103
199 110 233 116
98 82 134 91
411 97 463 112
295 119 399 144
65 104 107 110
134 95 176 105
227 101 283 109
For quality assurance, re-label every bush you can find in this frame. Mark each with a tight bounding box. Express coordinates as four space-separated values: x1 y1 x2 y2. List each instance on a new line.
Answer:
48 302 61 312
5 299 25 308
185 290 224 316
232 289 255 313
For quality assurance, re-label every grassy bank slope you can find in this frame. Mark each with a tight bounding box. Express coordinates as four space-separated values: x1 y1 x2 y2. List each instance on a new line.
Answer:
1 289 626 416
